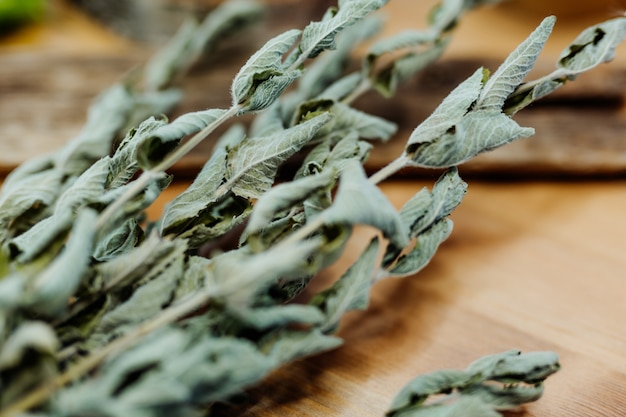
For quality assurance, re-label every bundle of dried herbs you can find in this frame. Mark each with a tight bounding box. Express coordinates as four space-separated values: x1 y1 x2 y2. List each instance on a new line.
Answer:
0 0 624 416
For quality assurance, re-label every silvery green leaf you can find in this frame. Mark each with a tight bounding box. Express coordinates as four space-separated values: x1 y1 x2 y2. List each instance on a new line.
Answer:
294 139 332 178
378 41 449 97
328 102 398 141
243 71 303 114
144 18 199 91
461 382 545 410
389 397 500 417
56 157 110 214
0 274 25 310
161 124 246 235
108 117 167 189
386 219 453 278
299 0 387 59
503 78 564 115
406 110 534 168
0 153 53 192
245 169 335 237
24 209 97 317
89 254 184 344
171 255 210 303
310 237 380 332
326 130 373 169
95 232 185 292
262 328 343 364
235 304 325 331
505 17 626 113
93 218 142 262
249 102 285 138
402 167 466 236
319 159 408 248
146 0 262 90
301 14 382 96
365 31 449 97
242 214 296 253
315 72 362 101
231 29 302 110
406 68 484 148
477 16 555 112
90 327 189 395
388 369 472 413
0 321 58 370
10 212 71 264
0 167 62 243
470 350 560 384
171 337 275 404
558 17 626 74
206 239 322 308
427 0 464 31
0 321 59 406
225 112 332 199
136 108 228 169
176 194 252 249
54 84 135 176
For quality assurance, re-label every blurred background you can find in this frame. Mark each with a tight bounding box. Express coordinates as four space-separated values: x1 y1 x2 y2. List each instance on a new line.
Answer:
1 0 626 177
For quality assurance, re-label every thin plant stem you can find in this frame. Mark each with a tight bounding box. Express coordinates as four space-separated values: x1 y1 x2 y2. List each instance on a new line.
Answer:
368 155 410 185
95 105 240 231
341 77 372 105
0 290 213 417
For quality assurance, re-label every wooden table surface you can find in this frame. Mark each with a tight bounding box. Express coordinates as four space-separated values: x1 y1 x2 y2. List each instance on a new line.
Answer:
149 178 626 417
3 1 626 416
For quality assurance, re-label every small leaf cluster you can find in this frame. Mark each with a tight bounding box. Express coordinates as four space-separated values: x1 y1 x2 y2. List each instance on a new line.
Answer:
0 0 624 416
386 350 561 417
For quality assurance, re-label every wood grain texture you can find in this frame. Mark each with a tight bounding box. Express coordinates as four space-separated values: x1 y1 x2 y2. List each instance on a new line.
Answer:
195 178 626 417
3 1 626 176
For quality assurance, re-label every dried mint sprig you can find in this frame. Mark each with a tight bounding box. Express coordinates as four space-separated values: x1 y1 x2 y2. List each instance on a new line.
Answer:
0 1 625 416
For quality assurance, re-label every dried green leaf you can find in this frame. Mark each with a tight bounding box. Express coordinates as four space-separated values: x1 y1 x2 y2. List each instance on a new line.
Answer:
175 194 252 249
136 109 228 169
145 0 262 90
93 219 143 262
235 304 325 331
477 16 555 111
245 169 335 238
262 328 343 364
406 110 534 168
231 29 302 112
205 239 323 308
23 209 97 317
506 17 626 114
298 0 387 60
317 102 398 141
405 68 484 148
319 159 408 248
0 167 62 244
366 31 449 97
386 350 560 417
386 219 453 278
558 17 626 73
402 167 466 236
161 124 246 235
224 112 332 199
310 237 380 332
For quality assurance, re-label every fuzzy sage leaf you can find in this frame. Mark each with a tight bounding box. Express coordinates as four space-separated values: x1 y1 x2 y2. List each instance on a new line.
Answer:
386 350 560 417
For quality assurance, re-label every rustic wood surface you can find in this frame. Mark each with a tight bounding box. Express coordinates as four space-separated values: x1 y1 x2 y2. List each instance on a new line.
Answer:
147 178 626 417
2 0 626 176
3 1 626 416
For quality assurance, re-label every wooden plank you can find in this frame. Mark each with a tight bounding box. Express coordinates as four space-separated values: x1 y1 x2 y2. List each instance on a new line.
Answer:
199 179 626 417
3 1 626 176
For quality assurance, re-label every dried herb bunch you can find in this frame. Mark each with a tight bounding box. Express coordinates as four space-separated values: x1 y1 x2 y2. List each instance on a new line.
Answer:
0 0 624 416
